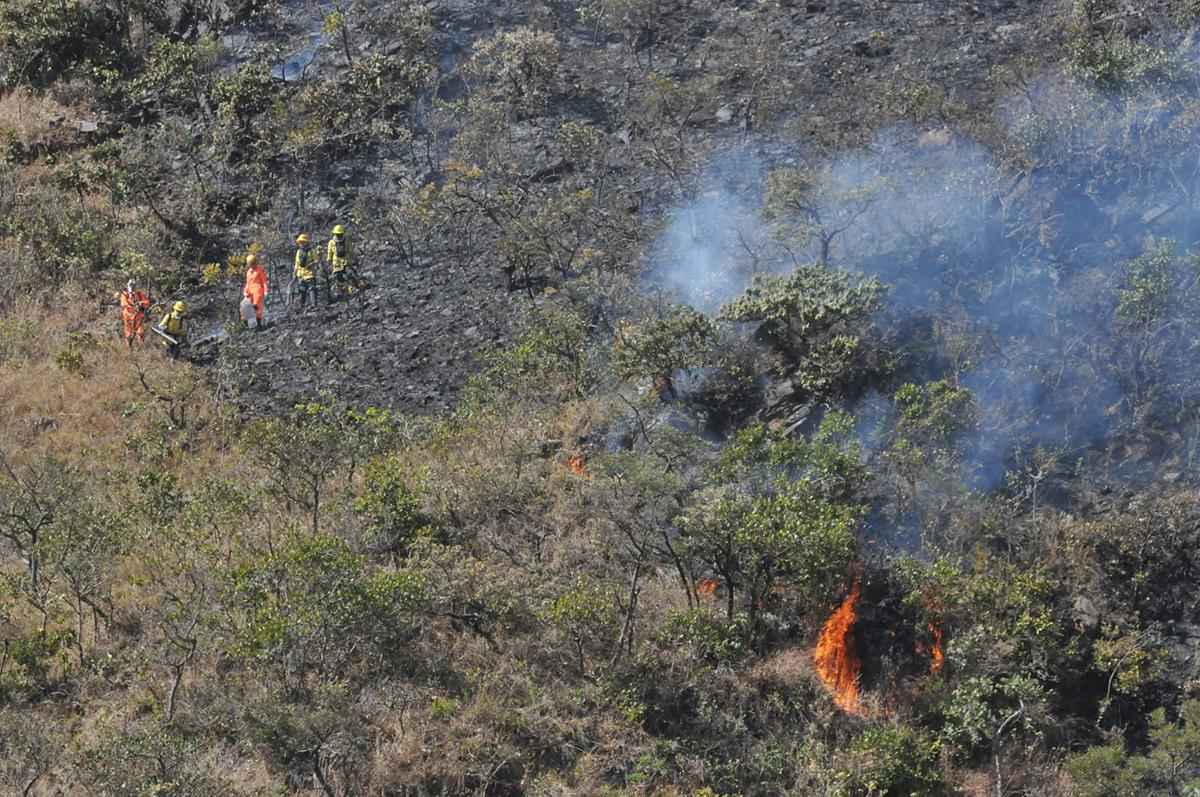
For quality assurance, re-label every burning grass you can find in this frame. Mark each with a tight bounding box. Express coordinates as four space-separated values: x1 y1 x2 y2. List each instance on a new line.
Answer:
814 577 862 714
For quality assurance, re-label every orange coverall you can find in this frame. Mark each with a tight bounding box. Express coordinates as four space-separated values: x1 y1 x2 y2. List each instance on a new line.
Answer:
244 264 269 322
119 290 151 344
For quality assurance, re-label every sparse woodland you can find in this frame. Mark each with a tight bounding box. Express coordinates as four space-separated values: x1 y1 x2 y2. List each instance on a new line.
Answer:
7 0 1200 794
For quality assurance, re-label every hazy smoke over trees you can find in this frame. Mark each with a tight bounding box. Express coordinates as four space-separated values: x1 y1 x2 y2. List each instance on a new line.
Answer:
648 50 1200 497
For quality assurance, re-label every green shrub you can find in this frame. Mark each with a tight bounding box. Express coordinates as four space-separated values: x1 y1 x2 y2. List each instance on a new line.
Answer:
844 725 945 796
657 608 748 665
719 265 885 396
0 0 124 89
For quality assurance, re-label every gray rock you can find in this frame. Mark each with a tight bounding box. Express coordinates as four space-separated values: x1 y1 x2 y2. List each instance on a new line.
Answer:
1073 596 1100 631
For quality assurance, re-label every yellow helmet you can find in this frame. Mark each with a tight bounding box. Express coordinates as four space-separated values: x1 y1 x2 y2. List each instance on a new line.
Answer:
332 224 345 236
296 233 310 245
173 301 187 314
246 253 258 266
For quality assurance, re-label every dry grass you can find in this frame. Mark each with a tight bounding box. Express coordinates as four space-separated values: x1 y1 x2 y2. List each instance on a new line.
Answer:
0 302 235 476
0 88 87 154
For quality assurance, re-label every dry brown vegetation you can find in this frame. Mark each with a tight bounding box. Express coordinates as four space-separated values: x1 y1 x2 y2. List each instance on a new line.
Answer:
9 0 1200 795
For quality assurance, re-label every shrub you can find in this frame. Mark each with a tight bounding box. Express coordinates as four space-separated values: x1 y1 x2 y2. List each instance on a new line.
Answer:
354 454 435 561
224 531 426 682
464 27 561 115
719 265 885 396
0 0 125 89
843 724 946 796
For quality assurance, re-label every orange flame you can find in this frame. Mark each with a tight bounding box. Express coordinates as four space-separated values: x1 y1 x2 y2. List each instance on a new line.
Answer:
566 455 586 476
696 578 719 597
929 621 944 674
814 579 862 714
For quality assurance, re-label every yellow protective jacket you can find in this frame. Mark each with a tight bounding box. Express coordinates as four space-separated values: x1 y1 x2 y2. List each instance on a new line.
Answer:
294 246 319 282
326 236 350 273
159 310 187 341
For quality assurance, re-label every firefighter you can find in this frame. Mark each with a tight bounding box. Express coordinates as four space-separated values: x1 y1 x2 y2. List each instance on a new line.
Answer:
243 253 269 329
118 280 152 347
158 301 188 358
325 224 352 299
294 233 319 311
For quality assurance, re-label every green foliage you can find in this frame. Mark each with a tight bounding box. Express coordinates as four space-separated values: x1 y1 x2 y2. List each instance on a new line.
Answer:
721 266 885 342
720 265 885 395
1064 3 1183 90
940 673 1046 759
0 0 124 89
243 398 394 532
894 380 979 448
1067 702 1200 796
717 412 869 504
1093 626 1160 699
762 166 885 264
465 27 560 114
673 415 865 640
129 37 221 115
464 305 599 408
79 725 229 796
354 453 435 559
429 694 461 720
680 479 858 636
541 576 620 674
0 317 38 365
612 304 716 383
657 607 748 664
1 629 73 693
1064 492 1200 622
226 531 426 679
844 725 945 796
1115 239 1187 328
212 62 278 159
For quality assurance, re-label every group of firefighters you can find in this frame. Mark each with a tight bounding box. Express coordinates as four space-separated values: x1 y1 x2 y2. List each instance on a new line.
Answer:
117 225 354 356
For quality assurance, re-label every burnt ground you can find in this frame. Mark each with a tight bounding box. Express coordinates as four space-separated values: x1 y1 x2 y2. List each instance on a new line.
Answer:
184 0 1132 416
200 250 517 415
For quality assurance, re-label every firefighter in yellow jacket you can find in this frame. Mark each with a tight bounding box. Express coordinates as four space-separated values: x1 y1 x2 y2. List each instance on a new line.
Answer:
158 301 188 358
294 233 320 311
325 224 352 298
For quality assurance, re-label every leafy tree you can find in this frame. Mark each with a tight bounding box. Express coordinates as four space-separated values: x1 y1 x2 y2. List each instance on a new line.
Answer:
762 165 884 265
720 265 885 395
464 27 560 116
40 492 128 662
1067 701 1200 796
79 725 230 796
842 725 945 797
354 454 436 562
612 304 716 388
225 531 426 684
678 417 864 640
243 400 364 534
128 37 221 118
541 576 620 676
0 0 125 88
893 380 979 450
0 454 81 635
465 305 600 406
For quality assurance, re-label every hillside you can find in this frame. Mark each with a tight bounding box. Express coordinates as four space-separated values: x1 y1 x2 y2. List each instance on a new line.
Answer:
5 0 1200 794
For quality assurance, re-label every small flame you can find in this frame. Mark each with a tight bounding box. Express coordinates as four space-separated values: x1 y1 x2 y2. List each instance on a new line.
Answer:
696 578 719 597
814 578 862 714
566 455 586 476
929 622 944 674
